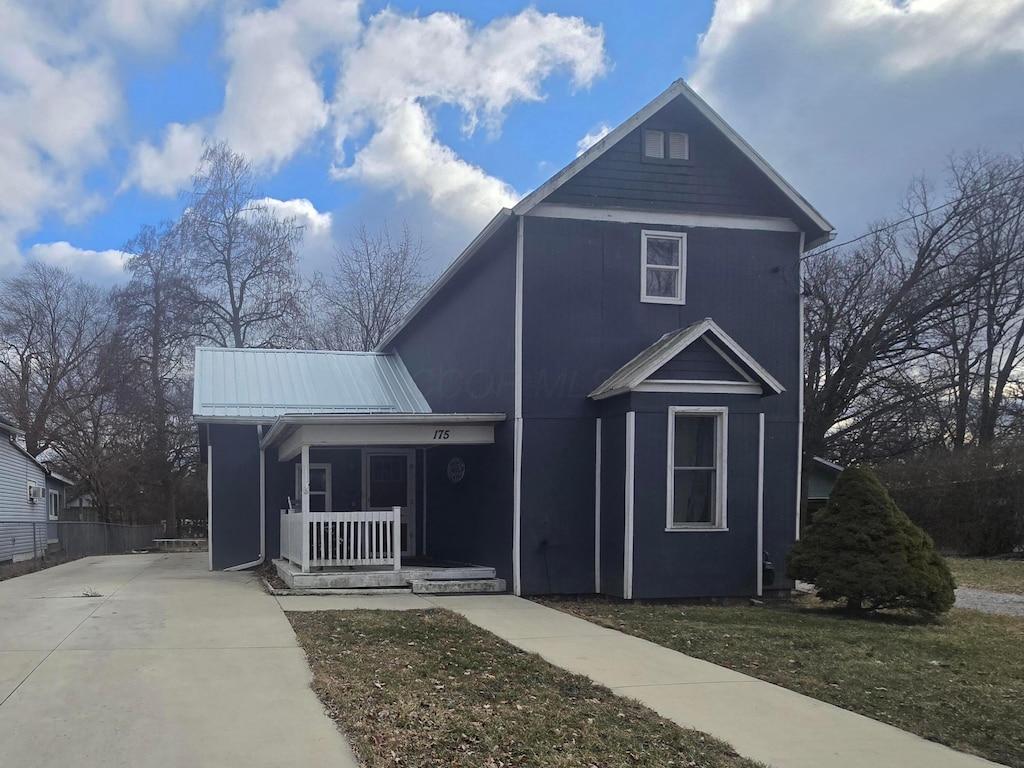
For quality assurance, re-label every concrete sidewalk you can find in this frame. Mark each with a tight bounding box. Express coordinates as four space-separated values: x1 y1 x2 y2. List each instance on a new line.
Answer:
0 554 356 768
278 592 1001 768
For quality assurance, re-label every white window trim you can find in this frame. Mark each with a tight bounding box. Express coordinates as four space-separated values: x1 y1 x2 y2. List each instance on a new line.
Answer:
48 489 60 521
295 463 331 512
666 406 728 531
641 230 686 305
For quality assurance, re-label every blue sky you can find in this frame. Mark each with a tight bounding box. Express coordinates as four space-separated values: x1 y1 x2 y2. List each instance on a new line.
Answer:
5 0 1024 281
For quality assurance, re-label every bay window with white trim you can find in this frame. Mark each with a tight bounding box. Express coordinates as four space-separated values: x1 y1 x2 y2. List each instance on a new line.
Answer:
666 406 727 530
641 230 686 304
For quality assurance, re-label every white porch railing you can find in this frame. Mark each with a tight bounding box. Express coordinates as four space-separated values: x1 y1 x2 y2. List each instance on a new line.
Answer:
280 507 402 572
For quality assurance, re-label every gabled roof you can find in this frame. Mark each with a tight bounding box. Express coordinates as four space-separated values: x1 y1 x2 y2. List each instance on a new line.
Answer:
378 79 833 353
0 419 69 480
513 79 834 247
589 318 785 400
192 347 431 421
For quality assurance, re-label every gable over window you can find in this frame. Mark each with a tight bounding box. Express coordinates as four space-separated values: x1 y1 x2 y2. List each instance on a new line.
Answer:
641 230 686 305
643 129 689 161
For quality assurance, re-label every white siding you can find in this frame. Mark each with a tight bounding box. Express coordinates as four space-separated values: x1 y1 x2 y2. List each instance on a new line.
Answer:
0 440 49 562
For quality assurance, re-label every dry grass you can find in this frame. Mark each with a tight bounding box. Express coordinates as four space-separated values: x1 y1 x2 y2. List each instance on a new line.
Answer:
0 554 81 582
288 608 764 768
540 596 1024 768
947 556 1024 594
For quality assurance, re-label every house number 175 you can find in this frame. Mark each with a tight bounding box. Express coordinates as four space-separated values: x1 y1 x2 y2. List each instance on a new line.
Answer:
432 429 451 440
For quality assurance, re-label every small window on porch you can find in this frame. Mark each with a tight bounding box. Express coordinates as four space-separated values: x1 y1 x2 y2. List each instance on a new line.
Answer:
295 463 331 512
667 407 727 530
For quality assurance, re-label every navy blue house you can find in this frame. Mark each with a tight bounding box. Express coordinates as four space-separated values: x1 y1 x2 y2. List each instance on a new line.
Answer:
193 80 833 598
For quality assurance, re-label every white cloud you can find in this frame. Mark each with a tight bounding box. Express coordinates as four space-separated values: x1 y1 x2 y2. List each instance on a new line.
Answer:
217 0 361 169
124 0 361 195
257 197 332 235
258 196 336 270
90 0 211 50
27 241 127 277
576 123 612 156
121 122 206 196
337 101 519 224
0 1 124 266
5 2 608 268
331 7 607 230
689 0 1024 237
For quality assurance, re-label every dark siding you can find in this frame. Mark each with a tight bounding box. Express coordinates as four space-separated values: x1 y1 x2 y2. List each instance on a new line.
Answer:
390 221 517 415
651 337 748 381
546 95 798 221
519 418 596 594
762 421 799 591
599 411 626 597
384 219 517 573
208 423 261 570
422 427 513 580
519 216 801 596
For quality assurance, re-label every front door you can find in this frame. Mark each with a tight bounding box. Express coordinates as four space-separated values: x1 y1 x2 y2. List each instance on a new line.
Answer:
364 451 415 557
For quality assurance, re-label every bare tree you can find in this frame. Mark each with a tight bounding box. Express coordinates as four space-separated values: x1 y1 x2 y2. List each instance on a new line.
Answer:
114 222 203 534
313 222 431 351
803 151 1024 470
182 141 306 348
0 263 114 455
927 152 1024 448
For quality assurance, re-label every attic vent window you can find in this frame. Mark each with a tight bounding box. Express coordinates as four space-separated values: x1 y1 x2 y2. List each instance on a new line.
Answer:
643 130 689 161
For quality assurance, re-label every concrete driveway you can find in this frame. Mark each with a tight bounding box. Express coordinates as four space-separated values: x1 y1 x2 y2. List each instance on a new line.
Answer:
0 553 356 768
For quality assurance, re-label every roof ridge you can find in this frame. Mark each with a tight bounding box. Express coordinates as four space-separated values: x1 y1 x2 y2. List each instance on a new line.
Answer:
194 346 390 356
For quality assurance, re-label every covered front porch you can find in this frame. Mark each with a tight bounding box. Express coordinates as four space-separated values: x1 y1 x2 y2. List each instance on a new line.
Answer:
261 413 506 592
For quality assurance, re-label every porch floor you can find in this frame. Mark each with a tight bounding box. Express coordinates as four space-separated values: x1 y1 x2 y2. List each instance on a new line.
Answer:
273 558 503 592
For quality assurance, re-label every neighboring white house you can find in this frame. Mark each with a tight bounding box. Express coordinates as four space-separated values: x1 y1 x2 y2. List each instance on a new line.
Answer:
0 419 70 563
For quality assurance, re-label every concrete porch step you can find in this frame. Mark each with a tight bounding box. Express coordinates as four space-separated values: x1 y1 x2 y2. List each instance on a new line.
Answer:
410 578 506 595
273 558 498 590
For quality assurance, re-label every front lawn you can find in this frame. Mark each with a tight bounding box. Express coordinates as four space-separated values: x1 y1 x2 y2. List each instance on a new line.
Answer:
288 609 764 768
947 556 1024 595
539 597 1024 768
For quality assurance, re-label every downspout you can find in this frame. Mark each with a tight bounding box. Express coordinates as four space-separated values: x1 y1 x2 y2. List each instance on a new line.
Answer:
225 424 266 571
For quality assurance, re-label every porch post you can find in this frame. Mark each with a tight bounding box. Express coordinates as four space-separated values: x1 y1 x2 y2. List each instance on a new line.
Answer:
392 506 402 571
301 444 310 573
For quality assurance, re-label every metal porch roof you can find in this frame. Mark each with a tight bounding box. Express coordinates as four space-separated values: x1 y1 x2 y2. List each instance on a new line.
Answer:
192 347 431 420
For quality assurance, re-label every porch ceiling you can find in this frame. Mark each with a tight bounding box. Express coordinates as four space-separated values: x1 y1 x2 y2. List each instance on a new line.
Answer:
261 413 506 460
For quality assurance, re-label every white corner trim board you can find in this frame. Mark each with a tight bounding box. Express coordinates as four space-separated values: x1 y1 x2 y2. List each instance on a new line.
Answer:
757 413 765 597
796 230 806 541
595 418 602 594
624 411 636 600
206 442 213 571
512 215 525 596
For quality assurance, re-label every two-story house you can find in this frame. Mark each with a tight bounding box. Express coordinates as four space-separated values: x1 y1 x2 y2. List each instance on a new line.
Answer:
193 79 833 598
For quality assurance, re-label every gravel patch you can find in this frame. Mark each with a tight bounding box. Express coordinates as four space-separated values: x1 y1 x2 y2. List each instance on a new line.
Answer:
955 587 1024 617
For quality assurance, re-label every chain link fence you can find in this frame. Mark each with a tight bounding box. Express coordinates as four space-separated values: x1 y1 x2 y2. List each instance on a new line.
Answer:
0 520 166 564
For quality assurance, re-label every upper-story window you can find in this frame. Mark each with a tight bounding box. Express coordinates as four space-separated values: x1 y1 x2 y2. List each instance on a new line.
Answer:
641 230 686 304
643 129 689 161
